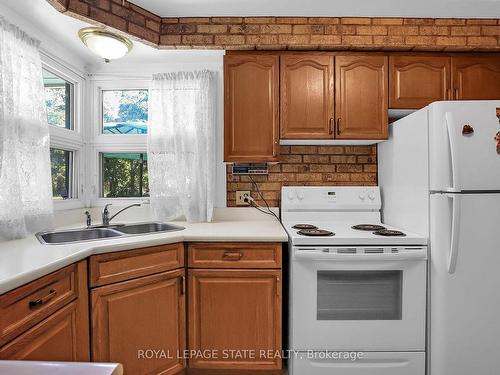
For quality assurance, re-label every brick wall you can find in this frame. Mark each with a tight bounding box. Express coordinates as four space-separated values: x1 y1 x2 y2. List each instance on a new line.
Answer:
226 145 377 207
47 0 500 51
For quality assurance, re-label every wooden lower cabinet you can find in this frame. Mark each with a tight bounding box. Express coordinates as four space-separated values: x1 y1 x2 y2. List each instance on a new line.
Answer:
91 268 186 375
188 269 282 370
0 260 89 361
0 301 85 360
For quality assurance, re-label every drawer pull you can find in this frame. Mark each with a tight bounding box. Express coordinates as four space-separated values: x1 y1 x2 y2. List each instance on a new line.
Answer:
222 251 243 261
29 289 57 309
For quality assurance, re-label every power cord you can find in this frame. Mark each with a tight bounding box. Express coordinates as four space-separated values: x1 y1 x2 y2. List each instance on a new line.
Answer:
244 175 281 223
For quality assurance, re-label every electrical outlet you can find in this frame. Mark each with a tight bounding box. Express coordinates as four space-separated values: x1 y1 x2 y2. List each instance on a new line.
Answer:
236 190 251 206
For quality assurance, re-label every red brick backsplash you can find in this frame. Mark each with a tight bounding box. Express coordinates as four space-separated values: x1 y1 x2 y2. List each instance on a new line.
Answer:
226 145 377 207
47 0 500 51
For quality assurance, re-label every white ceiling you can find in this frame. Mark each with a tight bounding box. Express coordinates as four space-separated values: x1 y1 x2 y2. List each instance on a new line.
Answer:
0 0 99 66
132 0 500 18
0 0 223 71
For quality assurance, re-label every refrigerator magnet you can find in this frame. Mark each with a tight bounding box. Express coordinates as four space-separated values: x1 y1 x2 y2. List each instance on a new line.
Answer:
495 132 500 155
496 107 500 123
462 124 474 135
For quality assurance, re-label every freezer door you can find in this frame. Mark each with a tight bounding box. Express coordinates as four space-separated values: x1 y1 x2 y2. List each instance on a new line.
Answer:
428 101 500 192
430 193 500 375
290 351 425 375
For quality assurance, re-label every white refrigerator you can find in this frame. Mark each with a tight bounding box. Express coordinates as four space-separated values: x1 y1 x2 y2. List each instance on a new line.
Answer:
378 101 500 375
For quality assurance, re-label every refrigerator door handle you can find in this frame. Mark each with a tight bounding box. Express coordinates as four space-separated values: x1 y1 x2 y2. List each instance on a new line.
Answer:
446 193 462 274
445 112 460 192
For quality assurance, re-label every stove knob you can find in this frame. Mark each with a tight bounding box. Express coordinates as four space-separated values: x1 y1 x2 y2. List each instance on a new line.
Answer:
368 192 375 201
359 193 366 201
297 192 304 200
288 192 295 200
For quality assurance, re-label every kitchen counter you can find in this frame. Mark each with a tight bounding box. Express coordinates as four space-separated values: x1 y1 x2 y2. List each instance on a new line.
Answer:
0 208 287 294
0 361 123 375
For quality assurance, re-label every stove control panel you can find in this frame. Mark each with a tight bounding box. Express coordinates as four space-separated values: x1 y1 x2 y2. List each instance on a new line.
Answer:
282 186 381 211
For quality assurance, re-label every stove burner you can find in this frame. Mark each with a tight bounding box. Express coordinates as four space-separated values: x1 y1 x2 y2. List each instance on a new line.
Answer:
297 229 335 237
352 224 386 231
373 229 406 237
292 224 318 230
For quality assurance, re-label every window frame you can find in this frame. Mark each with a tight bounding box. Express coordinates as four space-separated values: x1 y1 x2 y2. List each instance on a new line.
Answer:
43 68 75 130
89 77 150 206
42 53 86 210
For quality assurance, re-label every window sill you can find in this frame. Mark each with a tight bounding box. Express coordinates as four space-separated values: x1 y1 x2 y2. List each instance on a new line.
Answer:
53 198 84 211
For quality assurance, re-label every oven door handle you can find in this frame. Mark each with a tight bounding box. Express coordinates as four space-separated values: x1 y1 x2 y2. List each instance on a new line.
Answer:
294 248 427 261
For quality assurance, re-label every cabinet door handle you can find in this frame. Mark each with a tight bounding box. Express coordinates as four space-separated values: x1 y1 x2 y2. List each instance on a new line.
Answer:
454 88 459 100
223 251 243 261
29 289 57 309
329 118 334 134
336 118 341 136
447 88 452 100
272 140 278 157
179 275 185 296
276 276 280 296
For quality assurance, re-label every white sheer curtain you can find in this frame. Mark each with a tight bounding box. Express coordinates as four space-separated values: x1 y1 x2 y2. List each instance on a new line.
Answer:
148 70 216 222
0 17 53 240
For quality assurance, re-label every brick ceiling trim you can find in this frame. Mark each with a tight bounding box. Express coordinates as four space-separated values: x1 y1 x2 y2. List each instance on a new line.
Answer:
46 0 500 51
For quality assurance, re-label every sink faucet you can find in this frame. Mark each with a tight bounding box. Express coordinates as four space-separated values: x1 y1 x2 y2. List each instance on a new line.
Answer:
84 211 92 228
102 203 141 226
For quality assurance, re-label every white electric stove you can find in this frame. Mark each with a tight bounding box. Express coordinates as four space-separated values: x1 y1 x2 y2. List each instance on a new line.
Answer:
282 186 428 375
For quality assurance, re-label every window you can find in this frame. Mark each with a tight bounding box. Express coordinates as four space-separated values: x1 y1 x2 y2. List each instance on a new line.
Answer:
43 55 85 209
91 81 150 205
43 68 74 129
50 148 73 199
102 89 148 134
101 153 149 198
317 271 403 320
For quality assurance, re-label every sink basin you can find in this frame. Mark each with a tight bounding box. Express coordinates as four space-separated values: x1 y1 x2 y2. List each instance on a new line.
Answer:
37 228 123 244
36 222 185 244
115 222 185 235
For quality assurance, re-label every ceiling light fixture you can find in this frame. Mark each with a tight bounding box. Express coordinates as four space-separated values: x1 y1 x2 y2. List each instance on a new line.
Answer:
78 27 133 62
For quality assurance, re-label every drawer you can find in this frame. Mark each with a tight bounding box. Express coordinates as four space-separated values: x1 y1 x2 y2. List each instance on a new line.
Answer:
89 242 184 287
0 264 79 346
290 351 425 375
188 243 282 269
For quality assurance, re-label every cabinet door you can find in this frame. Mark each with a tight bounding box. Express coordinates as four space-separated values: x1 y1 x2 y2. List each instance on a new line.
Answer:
189 269 282 370
389 56 451 109
0 301 84 361
335 55 388 139
452 56 500 100
280 55 334 139
224 54 279 162
92 269 186 375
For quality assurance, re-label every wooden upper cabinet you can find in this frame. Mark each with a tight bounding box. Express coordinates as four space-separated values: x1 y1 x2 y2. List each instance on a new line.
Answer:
224 54 279 162
335 55 388 140
92 269 186 375
389 56 451 109
452 56 500 100
280 55 334 139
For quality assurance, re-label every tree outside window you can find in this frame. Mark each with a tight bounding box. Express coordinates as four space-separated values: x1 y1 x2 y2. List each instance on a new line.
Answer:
102 90 148 134
102 153 149 198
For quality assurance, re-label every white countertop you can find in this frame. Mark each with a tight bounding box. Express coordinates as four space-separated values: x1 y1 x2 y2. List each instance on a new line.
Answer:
0 208 287 294
0 361 123 375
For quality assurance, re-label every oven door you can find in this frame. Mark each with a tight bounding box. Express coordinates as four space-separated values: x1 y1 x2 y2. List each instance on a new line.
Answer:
290 247 427 351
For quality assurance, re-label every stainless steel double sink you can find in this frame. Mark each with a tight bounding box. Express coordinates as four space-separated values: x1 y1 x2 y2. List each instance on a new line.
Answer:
36 222 185 245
